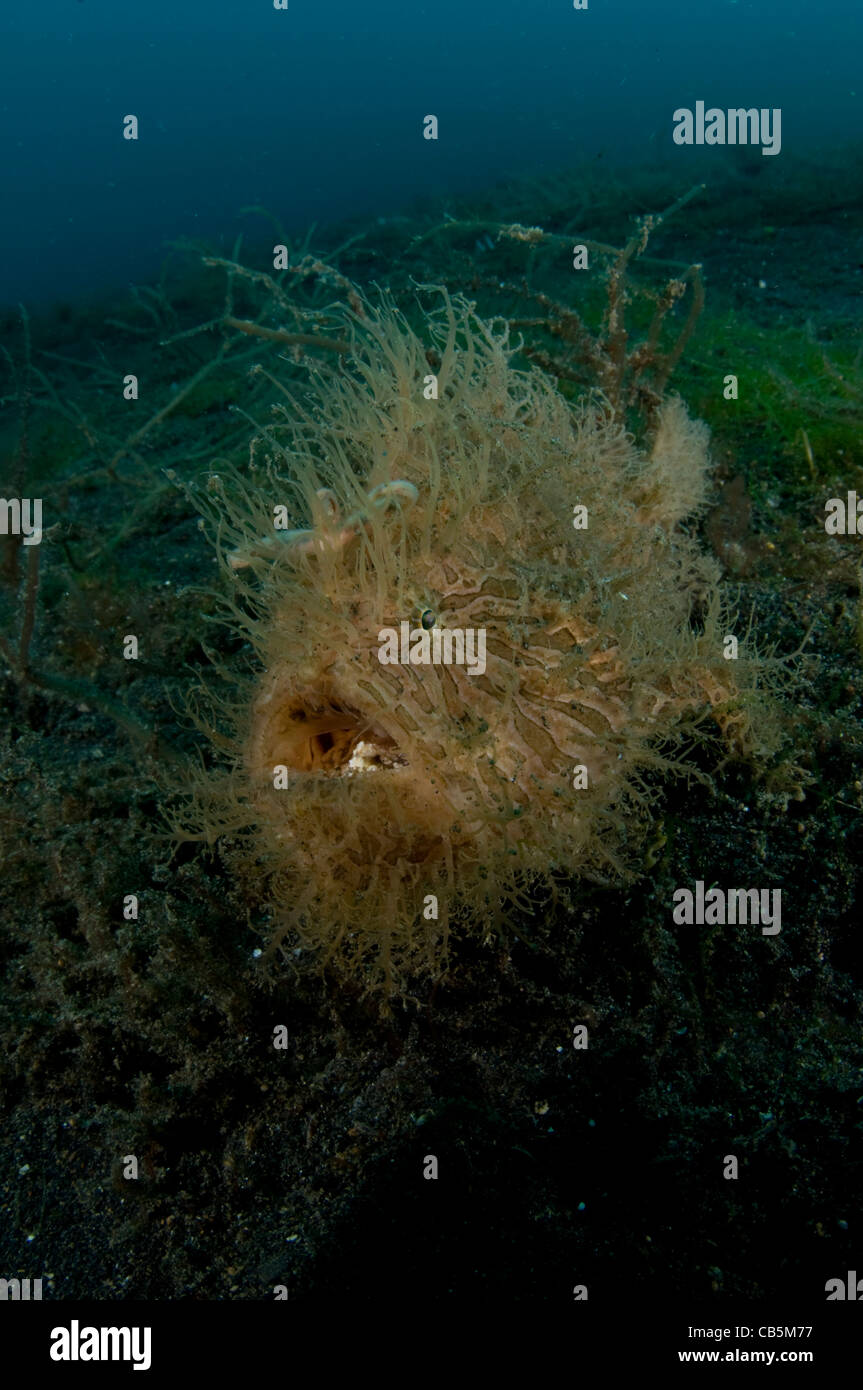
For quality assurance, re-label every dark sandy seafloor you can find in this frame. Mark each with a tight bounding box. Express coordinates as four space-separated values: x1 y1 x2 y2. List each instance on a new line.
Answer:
0 151 861 1302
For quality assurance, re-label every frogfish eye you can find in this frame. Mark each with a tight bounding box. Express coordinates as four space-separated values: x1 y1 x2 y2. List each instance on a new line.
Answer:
420 608 436 630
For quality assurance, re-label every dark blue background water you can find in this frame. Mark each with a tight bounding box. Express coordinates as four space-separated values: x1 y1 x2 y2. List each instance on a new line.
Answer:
2 0 860 308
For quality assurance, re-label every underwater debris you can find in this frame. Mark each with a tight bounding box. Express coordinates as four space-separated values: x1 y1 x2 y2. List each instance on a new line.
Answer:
412 183 707 422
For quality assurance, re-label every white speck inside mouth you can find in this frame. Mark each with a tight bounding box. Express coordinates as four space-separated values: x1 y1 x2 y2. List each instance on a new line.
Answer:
347 739 382 773
345 737 407 775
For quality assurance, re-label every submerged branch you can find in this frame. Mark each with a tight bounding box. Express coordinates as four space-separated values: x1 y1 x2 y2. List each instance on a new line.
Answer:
221 316 350 355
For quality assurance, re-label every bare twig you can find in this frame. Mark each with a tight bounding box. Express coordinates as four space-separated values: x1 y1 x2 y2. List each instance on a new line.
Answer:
654 264 705 394
221 316 350 355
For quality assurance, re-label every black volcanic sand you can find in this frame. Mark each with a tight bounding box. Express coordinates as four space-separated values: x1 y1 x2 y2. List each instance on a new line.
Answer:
0 151 861 1300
